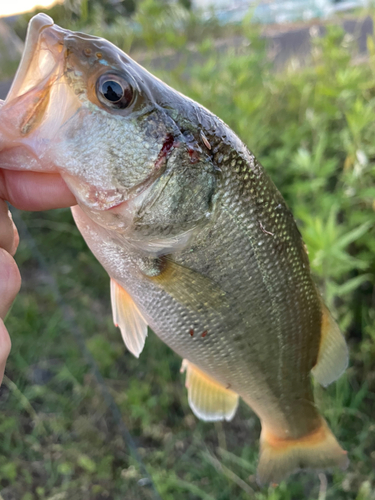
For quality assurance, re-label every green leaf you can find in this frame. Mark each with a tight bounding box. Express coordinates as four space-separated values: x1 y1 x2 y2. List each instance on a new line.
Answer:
78 455 97 474
334 274 372 296
336 222 372 250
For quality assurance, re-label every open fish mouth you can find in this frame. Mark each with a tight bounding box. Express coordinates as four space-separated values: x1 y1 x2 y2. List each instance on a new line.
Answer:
6 14 62 104
0 14 79 162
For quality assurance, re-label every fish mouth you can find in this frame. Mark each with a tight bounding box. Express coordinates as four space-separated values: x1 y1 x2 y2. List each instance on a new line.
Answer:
6 14 58 103
0 14 79 164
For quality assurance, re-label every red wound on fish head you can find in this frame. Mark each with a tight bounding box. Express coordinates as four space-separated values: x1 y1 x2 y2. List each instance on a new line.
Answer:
188 147 200 164
154 134 175 170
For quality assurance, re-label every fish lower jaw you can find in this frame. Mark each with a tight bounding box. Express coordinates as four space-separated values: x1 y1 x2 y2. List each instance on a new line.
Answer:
72 188 145 233
0 145 57 172
104 199 130 212
61 173 124 210
63 175 156 234
76 203 133 233
80 196 127 212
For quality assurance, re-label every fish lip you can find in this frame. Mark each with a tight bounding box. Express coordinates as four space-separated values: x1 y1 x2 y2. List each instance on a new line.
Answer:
0 15 77 155
6 15 71 107
6 14 56 102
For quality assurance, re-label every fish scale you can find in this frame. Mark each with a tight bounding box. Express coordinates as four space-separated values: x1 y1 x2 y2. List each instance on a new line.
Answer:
174 148 319 416
0 13 349 484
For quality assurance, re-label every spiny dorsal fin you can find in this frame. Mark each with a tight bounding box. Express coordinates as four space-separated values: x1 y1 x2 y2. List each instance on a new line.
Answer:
311 302 348 387
110 279 148 358
181 360 239 422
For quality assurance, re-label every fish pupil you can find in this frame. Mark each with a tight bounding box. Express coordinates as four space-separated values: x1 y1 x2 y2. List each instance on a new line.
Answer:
96 74 134 110
102 81 123 102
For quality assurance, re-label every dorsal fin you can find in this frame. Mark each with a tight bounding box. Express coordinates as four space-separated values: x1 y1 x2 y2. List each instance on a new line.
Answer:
311 302 348 387
110 279 148 358
181 360 239 422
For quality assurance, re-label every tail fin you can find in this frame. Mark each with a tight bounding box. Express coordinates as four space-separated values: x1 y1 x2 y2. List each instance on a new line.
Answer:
257 418 349 485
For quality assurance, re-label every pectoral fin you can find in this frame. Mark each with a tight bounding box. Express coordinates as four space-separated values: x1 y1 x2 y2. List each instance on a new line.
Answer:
311 303 348 387
150 258 233 321
110 279 148 358
181 360 239 422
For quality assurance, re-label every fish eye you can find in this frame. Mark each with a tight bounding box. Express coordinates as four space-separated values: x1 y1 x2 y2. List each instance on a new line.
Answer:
96 74 134 110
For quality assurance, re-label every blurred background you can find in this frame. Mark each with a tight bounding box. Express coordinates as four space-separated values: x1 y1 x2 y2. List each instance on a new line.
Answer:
0 1 375 499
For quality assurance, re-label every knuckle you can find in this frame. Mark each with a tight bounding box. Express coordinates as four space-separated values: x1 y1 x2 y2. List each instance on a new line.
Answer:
0 203 18 255
0 321 12 358
10 222 20 256
0 248 21 298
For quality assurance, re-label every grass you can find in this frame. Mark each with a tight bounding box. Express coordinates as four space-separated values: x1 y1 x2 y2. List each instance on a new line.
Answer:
1 1 375 499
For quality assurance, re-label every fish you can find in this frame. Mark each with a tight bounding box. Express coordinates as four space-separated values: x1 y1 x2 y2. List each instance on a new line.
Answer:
0 13 349 484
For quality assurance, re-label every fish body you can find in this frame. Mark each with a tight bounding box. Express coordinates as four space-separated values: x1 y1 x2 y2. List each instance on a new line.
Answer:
0 14 349 483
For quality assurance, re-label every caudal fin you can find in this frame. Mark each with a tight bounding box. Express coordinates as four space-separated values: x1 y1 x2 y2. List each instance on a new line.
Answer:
257 418 349 485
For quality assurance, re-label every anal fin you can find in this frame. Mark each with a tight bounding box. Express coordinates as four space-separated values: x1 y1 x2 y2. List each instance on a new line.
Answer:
311 303 348 387
181 360 239 422
110 279 148 358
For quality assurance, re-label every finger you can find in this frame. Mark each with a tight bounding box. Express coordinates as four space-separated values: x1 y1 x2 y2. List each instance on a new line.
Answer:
0 319 11 384
0 169 76 211
9 211 20 256
0 200 18 255
0 248 21 318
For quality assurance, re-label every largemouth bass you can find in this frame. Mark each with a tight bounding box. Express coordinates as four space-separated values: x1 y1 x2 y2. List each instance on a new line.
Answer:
0 14 349 484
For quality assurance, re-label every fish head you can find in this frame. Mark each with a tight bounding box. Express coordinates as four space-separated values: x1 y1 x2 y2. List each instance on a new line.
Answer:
0 14 222 248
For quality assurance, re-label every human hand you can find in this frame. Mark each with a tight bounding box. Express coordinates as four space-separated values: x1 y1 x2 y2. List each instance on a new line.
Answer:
0 201 19 383
0 169 76 384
